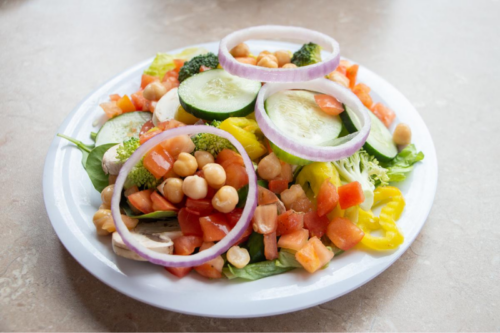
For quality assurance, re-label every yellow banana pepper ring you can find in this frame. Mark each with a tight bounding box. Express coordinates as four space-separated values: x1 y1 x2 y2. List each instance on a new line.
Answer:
357 186 405 251
219 117 267 160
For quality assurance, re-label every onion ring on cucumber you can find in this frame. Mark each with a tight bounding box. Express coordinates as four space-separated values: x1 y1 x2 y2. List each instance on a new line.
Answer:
254 78 371 162
218 25 340 82
111 126 257 267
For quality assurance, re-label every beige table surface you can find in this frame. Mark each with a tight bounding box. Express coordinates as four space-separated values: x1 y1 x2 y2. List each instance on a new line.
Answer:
1 0 499 331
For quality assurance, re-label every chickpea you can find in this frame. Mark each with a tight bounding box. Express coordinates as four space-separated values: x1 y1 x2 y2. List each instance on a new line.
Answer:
256 51 273 63
93 209 138 236
257 56 278 68
164 178 184 204
282 63 297 69
226 246 250 269
235 57 257 66
212 186 239 213
257 153 282 180
173 152 198 177
328 71 349 88
108 174 117 185
161 135 195 158
99 204 110 210
182 175 208 199
274 50 291 67
143 81 167 101
230 42 250 58
393 123 412 145
195 151 215 169
101 184 115 207
202 163 226 189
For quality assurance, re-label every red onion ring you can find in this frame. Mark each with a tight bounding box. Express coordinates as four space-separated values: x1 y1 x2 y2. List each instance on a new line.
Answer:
254 79 371 161
218 25 340 82
111 126 257 267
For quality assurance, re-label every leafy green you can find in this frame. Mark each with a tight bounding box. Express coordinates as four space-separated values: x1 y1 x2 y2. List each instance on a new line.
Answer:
257 179 268 189
246 232 266 263
144 47 209 78
85 143 118 192
191 121 236 157
291 42 322 67
276 250 302 268
236 185 249 208
90 132 97 141
128 211 178 219
381 144 424 182
223 261 294 281
57 134 94 168
178 52 219 82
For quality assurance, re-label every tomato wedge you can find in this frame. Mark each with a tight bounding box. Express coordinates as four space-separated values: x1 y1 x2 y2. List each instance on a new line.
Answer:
338 181 365 209
173 235 204 255
143 145 174 179
327 217 364 250
314 94 344 116
178 208 203 236
150 192 177 212
164 266 192 278
199 213 231 242
128 190 154 214
317 178 339 217
277 210 304 236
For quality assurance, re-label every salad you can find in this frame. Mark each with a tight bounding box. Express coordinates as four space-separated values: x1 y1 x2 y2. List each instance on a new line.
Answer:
58 26 424 281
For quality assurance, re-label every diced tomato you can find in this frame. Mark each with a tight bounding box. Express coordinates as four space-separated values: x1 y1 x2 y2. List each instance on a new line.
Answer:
371 103 396 128
327 217 364 250
257 186 279 205
338 181 365 210
194 242 224 279
352 84 373 109
304 211 330 238
268 179 289 194
142 100 157 112
235 57 257 65
225 208 243 227
314 94 344 116
199 65 211 72
295 236 334 273
355 83 371 93
216 149 244 169
173 235 203 255
185 198 213 216
143 145 174 179
263 231 278 260
164 266 192 278
278 228 309 251
178 208 203 236
150 191 177 211
290 197 314 213
128 190 154 214
156 119 185 131
162 69 178 82
199 213 231 242
173 59 185 72
206 185 217 200
139 120 155 136
252 204 277 234
277 210 304 236
131 90 146 111
100 101 122 118
109 94 121 101
139 128 162 145
317 178 339 217
116 95 136 113
346 64 359 89
141 74 159 89
162 77 179 92
224 164 248 190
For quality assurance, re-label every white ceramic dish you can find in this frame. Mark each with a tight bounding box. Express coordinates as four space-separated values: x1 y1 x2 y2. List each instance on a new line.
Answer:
43 40 437 318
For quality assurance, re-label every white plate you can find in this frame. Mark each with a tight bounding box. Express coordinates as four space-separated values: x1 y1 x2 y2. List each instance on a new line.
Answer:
43 41 437 318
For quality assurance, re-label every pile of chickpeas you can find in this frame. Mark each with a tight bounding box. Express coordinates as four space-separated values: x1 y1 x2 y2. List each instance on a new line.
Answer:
230 42 297 69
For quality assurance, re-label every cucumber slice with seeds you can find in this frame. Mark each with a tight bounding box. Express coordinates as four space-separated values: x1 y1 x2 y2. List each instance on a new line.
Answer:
95 111 152 146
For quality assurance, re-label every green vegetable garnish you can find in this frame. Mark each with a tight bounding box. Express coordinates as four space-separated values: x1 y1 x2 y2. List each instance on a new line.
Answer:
178 52 219 82
191 120 236 157
291 42 322 67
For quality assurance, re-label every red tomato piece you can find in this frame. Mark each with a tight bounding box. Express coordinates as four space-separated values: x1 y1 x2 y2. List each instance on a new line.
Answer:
109 94 121 101
199 213 231 242
268 179 289 194
164 266 192 278
317 178 339 217
225 208 243 227
371 103 396 128
173 59 185 72
139 128 162 145
194 242 224 279
295 236 334 273
131 90 146 111
156 119 186 131
141 74 160 89
128 190 154 214
178 208 203 236
162 69 178 82
264 231 278 261
290 197 314 213
314 94 344 116
116 95 136 113
224 164 248 190
277 210 304 236
139 120 155 136
352 85 373 109
257 186 279 205
279 162 293 182
150 192 177 212
327 217 365 250
173 235 203 255
185 198 213 216
346 64 359 89
278 228 309 252
303 211 330 238
100 101 122 118
338 181 365 210
216 149 244 169
143 145 174 179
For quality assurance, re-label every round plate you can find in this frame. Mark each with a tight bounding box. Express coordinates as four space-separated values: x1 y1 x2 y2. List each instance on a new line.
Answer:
43 41 437 318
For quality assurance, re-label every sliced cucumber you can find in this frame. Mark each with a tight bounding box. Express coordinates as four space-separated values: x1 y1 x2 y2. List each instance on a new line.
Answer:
178 69 261 120
340 105 397 162
269 141 312 166
95 111 152 146
264 90 343 147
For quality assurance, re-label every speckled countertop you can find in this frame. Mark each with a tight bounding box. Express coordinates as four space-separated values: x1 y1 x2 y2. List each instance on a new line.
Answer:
1 0 499 331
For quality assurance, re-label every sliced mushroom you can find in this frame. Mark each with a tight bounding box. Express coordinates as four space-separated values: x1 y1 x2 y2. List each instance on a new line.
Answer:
102 144 124 175
152 87 180 126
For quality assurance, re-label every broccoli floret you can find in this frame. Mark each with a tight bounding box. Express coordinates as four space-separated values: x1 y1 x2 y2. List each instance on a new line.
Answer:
116 137 140 162
291 42 322 67
118 138 160 189
178 52 219 82
191 120 236 157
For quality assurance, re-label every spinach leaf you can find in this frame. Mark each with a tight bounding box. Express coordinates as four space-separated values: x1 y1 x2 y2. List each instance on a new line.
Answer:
85 143 118 192
223 261 294 281
245 232 266 263
236 185 249 208
90 131 98 141
57 134 94 168
128 211 178 219
257 180 268 189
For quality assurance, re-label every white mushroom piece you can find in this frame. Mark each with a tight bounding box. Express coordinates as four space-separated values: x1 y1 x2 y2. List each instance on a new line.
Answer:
152 87 181 126
112 221 182 261
102 144 124 175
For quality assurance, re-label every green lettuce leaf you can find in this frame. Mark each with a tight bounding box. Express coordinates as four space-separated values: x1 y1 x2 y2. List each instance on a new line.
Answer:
382 144 424 182
223 261 294 281
275 250 302 268
143 48 209 78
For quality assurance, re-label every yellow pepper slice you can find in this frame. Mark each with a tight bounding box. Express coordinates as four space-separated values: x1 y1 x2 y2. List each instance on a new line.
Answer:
219 117 267 160
296 162 341 196
357 186 405 251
